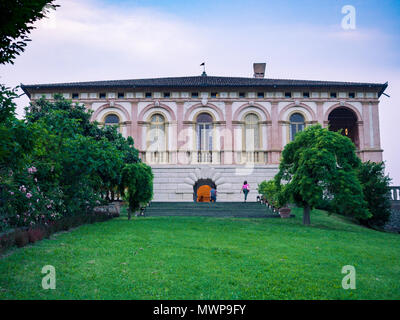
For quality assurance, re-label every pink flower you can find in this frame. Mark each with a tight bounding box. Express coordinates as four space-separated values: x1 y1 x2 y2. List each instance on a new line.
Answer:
19 185 27 193
26 193 32 199
28 167 37 174
9 191 14 195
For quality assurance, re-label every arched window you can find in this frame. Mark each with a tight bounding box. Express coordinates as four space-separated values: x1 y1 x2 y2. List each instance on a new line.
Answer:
147 114 166 151
105 114 119 125
243 113 260 150
104 114 120 132
290 113 305 141
196 113 213 151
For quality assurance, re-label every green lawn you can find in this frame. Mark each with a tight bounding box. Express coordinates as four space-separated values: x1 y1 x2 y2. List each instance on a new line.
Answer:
0 208 399 299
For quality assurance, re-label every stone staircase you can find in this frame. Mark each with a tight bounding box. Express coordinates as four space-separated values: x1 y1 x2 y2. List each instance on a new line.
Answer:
143 201 279 218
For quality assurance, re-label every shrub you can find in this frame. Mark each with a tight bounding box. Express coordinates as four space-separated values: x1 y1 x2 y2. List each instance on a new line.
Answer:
14 229 29 248
258 180 279 208
120 163 153 219
28 227 44 243
0 230 15 254
357 161 392 228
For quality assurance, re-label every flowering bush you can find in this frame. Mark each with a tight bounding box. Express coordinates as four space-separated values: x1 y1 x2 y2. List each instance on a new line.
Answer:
1 91 150 235
0 165 63 232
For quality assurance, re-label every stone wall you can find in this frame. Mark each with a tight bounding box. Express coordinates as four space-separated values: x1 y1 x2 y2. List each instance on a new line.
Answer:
151 164 279 202
385 203 400 233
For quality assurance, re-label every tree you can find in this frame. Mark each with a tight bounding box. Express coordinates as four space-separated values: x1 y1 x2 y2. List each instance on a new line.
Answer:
357 161 392 228
0 0 58 64
0 85 34 170
120 163 153 220
275 124 370 225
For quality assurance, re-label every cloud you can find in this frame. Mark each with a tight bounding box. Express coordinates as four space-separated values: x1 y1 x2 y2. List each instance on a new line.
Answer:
0 0 399 184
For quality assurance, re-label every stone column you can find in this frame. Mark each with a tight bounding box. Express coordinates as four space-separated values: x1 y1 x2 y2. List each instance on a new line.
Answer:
269 102 281 164
316 102 324 126
361 102 371 149
176 102 184 150
130 101 138 143
224 102 233 165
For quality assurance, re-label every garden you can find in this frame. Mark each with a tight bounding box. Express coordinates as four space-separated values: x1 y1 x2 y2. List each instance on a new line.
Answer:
0 88 154 253
1 207 399 299
0 0 398 301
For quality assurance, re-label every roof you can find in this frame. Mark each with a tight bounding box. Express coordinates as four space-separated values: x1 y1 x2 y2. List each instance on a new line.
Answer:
21 75 388 98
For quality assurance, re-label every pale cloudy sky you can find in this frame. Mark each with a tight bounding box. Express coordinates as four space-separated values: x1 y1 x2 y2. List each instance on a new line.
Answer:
0 0 399 184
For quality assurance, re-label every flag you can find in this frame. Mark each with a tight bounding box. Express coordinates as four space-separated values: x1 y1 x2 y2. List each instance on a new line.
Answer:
200 62 205 66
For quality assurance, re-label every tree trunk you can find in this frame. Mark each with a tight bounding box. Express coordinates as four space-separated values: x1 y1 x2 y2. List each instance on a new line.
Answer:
128 208 131 220
303 205 311 225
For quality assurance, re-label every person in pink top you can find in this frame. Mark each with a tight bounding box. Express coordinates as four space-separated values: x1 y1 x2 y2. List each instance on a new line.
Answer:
241 181 250 202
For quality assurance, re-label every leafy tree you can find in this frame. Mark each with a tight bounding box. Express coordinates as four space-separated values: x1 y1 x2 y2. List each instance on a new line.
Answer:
258 180 279 208
275 124 370 225
0 85 34 171
0 0 58 64
120 163 153 220
357 161 392 228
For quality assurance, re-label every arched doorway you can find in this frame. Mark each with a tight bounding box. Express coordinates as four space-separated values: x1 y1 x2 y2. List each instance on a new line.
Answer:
328 107 359 148
193 179 216 202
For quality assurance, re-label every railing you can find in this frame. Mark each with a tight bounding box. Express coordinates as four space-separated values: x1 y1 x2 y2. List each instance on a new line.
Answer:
235 151 268 164
389 186 400 201
139 150 269 165
140 151 170 164
197 151 213 163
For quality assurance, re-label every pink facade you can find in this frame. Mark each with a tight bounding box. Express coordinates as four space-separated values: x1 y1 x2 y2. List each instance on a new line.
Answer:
22 75 387 166
21 73 388 202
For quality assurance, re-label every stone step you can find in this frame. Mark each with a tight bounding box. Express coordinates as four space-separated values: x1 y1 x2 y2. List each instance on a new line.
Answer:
148 202 264 207
143 201 278 217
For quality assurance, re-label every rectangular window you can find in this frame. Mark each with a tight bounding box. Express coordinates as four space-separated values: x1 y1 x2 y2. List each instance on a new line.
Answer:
72 93 79 99
285 92 292 98
145 92 152 98
117 92 125 99
330 92 337 98
239 92 246 98
99 93 106 99
257 92 264 98
191 92 199 98
349 92 355 98
211 92 218 98
163 92 170 98
303 92 310 98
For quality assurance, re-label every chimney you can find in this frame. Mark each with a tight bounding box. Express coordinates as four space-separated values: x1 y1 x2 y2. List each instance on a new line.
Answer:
253 62 266 78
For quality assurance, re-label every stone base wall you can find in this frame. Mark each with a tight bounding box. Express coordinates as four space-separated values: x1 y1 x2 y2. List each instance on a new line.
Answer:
151 164 279 202
385 203 400 233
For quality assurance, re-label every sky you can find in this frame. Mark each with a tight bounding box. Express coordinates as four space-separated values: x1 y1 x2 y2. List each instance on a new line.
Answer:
0 0 399 184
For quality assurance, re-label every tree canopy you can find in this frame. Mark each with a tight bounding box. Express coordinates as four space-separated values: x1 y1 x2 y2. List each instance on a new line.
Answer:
275 124 370 225
0 0 58 64
357 161 392 228
1 94 153 231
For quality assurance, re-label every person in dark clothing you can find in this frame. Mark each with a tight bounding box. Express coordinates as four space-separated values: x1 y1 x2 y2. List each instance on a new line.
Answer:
210 187 217 202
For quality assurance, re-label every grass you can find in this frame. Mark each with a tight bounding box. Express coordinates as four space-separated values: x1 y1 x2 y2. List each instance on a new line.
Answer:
0 207 399 299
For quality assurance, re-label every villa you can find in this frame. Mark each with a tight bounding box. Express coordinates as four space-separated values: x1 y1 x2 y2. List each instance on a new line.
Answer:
21 63 388 202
